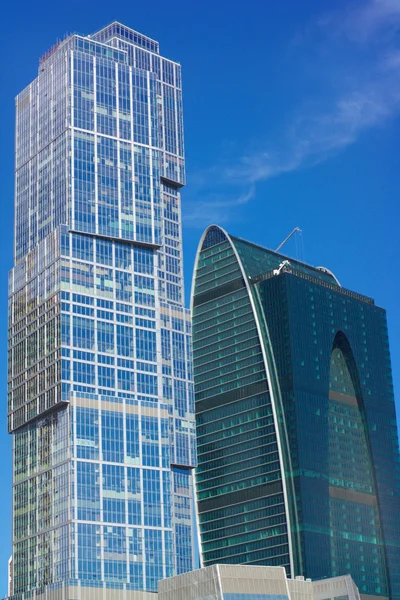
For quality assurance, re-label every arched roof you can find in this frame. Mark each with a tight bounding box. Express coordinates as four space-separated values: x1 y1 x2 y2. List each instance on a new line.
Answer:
196 225 340 287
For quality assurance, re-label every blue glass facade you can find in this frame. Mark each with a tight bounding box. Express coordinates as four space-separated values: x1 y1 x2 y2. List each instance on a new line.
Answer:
9 22 195 595
191 226 400 600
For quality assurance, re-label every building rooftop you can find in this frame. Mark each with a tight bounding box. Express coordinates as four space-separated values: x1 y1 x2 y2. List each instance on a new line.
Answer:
91 21 160 53
158 564 361 600
200 225 374 305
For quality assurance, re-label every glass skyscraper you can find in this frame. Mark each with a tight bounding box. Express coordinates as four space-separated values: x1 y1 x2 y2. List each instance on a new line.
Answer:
9 22 195 598
191 225 400 600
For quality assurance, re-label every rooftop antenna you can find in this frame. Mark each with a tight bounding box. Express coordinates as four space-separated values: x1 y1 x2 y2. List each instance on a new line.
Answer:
275 227 302 253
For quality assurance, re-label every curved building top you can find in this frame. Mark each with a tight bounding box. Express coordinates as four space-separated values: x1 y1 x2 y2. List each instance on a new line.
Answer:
195 225 373 306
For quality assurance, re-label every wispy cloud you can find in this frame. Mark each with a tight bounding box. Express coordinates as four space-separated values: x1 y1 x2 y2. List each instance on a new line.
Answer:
339 0 400 43
226 80 400 186
184 186 255 226
184 0 400 228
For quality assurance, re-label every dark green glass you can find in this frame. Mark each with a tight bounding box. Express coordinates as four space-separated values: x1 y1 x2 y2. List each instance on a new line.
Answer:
192 226 400 599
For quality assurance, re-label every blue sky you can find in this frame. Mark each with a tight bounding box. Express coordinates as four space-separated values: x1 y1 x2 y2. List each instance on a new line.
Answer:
0 0 399 593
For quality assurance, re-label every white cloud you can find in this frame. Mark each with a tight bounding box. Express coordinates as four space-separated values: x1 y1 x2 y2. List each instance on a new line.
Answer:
382 50 400 71
341 0 400 43
235 82 400 185
184 186 255 228
184 0 400 227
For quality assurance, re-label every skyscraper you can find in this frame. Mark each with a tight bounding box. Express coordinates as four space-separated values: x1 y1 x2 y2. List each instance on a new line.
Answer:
9 22 195 598
191 225 400 600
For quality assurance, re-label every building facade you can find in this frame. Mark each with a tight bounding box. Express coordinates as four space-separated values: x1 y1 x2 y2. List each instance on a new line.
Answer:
158 564 361 600
191 225 400 600
9 22 195 597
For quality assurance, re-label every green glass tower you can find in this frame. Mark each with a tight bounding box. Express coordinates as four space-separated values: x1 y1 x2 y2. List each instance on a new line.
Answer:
191 225 400 600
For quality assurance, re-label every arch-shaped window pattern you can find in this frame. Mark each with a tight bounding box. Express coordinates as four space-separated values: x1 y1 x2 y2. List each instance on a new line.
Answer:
328 332 389 596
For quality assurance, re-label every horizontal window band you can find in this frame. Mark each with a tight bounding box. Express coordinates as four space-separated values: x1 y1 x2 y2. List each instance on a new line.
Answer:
160 175 184 189
329 389 358 407
69 229 161 250
196 380 268 414
197 480 283 514
193 277 246 308
329 485 377 506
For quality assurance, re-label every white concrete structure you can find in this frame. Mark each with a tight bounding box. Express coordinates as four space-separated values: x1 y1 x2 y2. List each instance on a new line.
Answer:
158 564 361 600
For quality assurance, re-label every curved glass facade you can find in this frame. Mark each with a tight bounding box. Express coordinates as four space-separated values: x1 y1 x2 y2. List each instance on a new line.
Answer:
192 226 400 600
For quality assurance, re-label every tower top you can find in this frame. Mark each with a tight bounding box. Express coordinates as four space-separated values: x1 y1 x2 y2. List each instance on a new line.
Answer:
91 21 159 54
39 21 160 67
